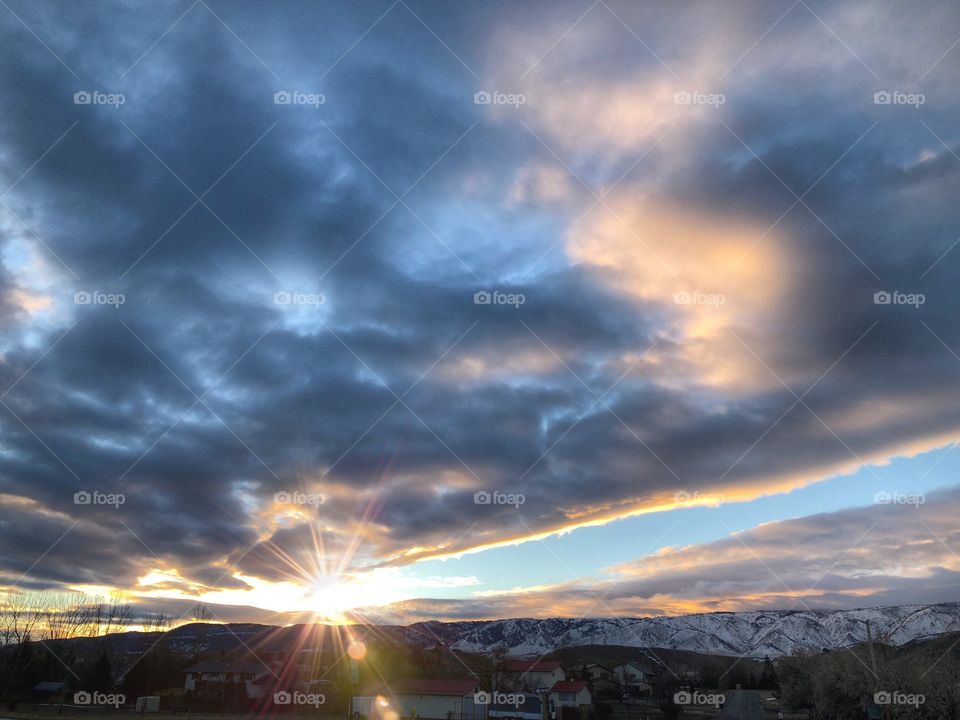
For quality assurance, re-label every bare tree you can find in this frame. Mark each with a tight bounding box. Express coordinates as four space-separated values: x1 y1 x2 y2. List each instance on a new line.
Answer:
0 590 46 701
190 601 213 659
490 641 509 691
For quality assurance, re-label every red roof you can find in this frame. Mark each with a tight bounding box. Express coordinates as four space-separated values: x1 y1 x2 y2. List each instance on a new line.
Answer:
390 679 480 696
504 659 563 673
551 681 589 693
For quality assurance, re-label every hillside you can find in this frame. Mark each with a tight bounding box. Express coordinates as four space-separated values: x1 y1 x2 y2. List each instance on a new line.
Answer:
35 602 960 662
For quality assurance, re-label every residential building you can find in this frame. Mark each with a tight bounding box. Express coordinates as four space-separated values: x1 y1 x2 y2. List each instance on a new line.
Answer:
579 663 613 686
353 678 486 720
183 660 274 701
612 663 654 687
502 659 565 691
549 680 591 709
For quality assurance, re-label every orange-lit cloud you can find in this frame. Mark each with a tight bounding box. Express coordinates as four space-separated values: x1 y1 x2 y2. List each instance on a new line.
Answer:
567 194 790 390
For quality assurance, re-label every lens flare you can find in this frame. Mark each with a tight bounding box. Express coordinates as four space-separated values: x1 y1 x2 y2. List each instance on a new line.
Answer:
348 639 367 660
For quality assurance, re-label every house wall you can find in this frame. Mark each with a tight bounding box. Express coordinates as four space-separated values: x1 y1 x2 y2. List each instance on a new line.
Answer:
614 665 648 685
550 689 591 708
514 668 564 691
585 667 611 683
352 695 377 718
398 693 487 720
184 671 263 692
350 695 487 720
353 694 487 720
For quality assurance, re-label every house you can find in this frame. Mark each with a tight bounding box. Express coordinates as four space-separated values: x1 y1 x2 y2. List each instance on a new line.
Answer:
578 663 613 686
353 678 486 720
612 663 654 687
549 681 591 709
503 659 565 691
183 660 274 700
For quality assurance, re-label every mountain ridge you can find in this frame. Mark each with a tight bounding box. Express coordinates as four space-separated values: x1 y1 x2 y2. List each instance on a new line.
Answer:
400 602 960 657
41 602 960 660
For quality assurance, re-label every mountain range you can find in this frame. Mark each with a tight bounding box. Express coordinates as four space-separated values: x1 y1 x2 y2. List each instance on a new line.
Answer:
56 602 960 662
407 602 960 657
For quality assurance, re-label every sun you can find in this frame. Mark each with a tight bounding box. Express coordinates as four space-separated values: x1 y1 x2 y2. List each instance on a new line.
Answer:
307 577 369 623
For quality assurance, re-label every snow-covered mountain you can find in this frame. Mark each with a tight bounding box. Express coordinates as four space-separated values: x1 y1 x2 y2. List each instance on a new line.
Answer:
405 603 960 658
55 603 960 663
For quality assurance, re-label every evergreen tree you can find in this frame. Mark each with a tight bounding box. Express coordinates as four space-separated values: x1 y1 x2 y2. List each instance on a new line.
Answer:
83 651 113 691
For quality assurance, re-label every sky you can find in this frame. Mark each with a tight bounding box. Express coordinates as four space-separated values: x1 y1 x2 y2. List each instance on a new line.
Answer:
1 0 960 628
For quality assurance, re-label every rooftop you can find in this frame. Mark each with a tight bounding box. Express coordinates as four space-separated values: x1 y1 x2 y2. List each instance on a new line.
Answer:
503 659 564 673
551 681 589 693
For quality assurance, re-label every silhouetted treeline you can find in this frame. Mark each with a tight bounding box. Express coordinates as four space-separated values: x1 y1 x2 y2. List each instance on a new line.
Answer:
776 638 960 719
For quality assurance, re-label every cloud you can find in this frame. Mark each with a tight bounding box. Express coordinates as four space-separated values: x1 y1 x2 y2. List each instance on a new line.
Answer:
0 0 959 619
363 486 960 621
